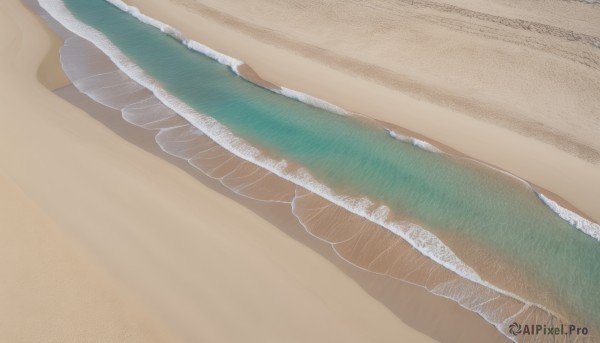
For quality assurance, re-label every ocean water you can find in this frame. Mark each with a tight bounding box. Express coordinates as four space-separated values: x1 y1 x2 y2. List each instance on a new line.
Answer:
42 0 600 338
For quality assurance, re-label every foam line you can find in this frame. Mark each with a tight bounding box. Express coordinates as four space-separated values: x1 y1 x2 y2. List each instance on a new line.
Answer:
537 193 600 241
277 87 349 115
107 0 600 242
105 0 351 114
105 0 243 71
385 128 442 153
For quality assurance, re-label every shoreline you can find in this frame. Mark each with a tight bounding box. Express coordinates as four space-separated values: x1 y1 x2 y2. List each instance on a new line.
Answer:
50 35 510 343
239 60 597 228
43 0 600 338
55 78 508 343
126 0 600 226
31 0 600 338
104 0 600 235
13 0 506 341
1 0 175 341
30 0 506 342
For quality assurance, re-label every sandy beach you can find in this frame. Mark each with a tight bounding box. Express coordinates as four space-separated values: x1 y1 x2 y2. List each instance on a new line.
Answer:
4 0 599 341
0 0 496 341
0 1 170 341
126 0 600 224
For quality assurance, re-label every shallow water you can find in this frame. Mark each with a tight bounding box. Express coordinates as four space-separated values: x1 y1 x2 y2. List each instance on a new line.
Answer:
45 0 600 337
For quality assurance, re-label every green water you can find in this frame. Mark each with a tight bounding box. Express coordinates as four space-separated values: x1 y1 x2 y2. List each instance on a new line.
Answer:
61 0 600 329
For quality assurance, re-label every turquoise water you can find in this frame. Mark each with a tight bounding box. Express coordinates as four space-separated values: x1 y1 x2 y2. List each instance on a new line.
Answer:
61 0 600 329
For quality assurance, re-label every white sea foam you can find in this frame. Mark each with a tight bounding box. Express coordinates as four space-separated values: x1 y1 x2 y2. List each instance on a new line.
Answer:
466 155 600 243
537 193 600 241
106 0 182 39
39 0 586 339
107 0 348 114
105 0 127 11
106 0 242 72
183 40 243 72
277 87 349 115
385 128 442 153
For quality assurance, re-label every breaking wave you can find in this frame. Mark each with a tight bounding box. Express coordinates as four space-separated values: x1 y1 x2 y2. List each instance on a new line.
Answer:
385 128 442 153
537 193 600 241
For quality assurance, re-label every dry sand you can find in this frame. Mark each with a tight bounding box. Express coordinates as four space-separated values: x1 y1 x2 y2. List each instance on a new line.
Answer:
0 0 449 341
0 2 171 341
126 0 600 223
